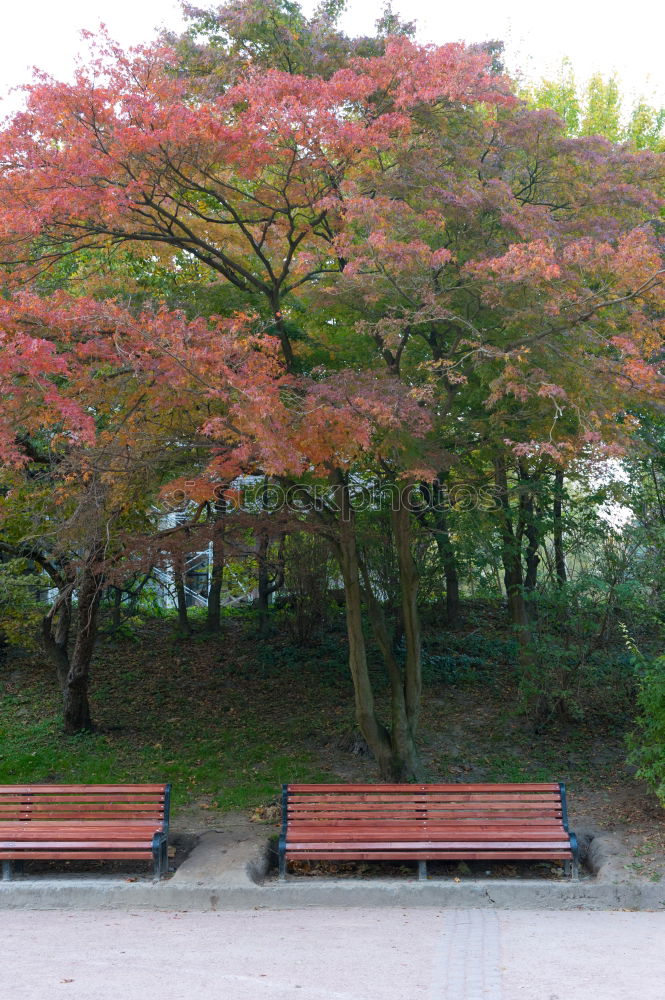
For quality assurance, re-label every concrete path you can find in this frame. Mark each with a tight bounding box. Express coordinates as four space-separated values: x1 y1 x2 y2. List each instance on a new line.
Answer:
3 908 664 1000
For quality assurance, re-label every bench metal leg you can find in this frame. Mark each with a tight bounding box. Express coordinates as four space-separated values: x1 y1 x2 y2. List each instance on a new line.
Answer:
564 859 580 880
418 861 428 882
2 862 13 881
568 832 580 880
152 834 167 879
279 785 288 881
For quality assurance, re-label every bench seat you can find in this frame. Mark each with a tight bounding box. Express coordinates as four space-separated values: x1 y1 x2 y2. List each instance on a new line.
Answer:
0 784 171 879
279 782 579 878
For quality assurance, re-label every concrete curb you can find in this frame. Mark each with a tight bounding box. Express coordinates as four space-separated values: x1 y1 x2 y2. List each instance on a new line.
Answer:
1 830 662 911
1 872 664 911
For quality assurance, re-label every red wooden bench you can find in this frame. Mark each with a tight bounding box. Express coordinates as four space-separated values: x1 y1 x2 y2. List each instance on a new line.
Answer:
0 783 171 881
279 782 579 880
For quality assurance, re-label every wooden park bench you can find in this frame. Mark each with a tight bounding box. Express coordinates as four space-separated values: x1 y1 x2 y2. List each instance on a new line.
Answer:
279 782 579 880
0 783 171 881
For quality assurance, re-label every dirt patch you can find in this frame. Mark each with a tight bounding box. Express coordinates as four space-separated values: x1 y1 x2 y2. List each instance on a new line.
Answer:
571 782 665 882
268 857 585 882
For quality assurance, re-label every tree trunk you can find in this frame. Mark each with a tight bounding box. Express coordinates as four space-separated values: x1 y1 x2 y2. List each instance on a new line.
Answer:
494 456 530 638
62 549 103 733
256 528 285 636
331 475 422 781
524 522 540 594
435 509 461 625
553 468 567 587
391 494 423 777
257 529 271 634
111 587 122 629
357 552 420 782
256 480 285 635
42 588 73 691
332 477 395 779
62 668 94 734
421 479 460 625
518 462 541 616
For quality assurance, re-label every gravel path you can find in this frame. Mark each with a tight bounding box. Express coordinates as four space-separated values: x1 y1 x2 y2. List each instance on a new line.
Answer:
3 908 664 1000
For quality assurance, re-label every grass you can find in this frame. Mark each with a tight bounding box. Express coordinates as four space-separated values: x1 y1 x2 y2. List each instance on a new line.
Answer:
0 612 341 811
0 702 332 812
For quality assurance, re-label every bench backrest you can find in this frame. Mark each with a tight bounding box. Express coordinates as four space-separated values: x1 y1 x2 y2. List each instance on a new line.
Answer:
0 784 170 827
285 783 568 828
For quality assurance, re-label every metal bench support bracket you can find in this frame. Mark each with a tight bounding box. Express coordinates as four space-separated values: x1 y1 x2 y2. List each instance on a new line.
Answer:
278 783 288 881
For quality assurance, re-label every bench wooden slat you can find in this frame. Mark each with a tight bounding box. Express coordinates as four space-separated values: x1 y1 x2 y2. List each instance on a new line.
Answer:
0 785 166 793
287 811 563 820
288 796 561 805
288 789 561 796
10 809 165 818
0 832 157 842
288 819 564 827
286 850 573 860
0 824 161 833
289 839 571 850
0 821 163 829
287 817 568 826
288 800 563 808
287 832 568 843
288 783 562 792
288 787 562 794
289 801 563 807
1 840 156 848
3 789 166 795
287 796 563 804
0 805 163 811
0 851 154 860
0 800 165 807
7 801 165 809
288 806 562 815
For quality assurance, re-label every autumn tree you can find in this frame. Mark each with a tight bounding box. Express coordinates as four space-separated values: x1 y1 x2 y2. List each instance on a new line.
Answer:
324 84 665 638
0 293 280 730
0 13 516 773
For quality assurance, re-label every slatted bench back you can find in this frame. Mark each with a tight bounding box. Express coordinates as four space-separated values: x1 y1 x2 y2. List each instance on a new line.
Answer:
286 783 565 824
0 784 169 826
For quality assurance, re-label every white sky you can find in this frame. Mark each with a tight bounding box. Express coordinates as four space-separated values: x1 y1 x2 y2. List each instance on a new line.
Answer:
0 0 663 115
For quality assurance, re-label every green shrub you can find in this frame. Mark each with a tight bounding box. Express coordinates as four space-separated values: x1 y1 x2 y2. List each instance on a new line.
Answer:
419 632 518 685
421 650 487 684
0 560 45 649
444 633 519 664
627 648 665 807
281 533 335 646
99 615 145 641
517 639 636 722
